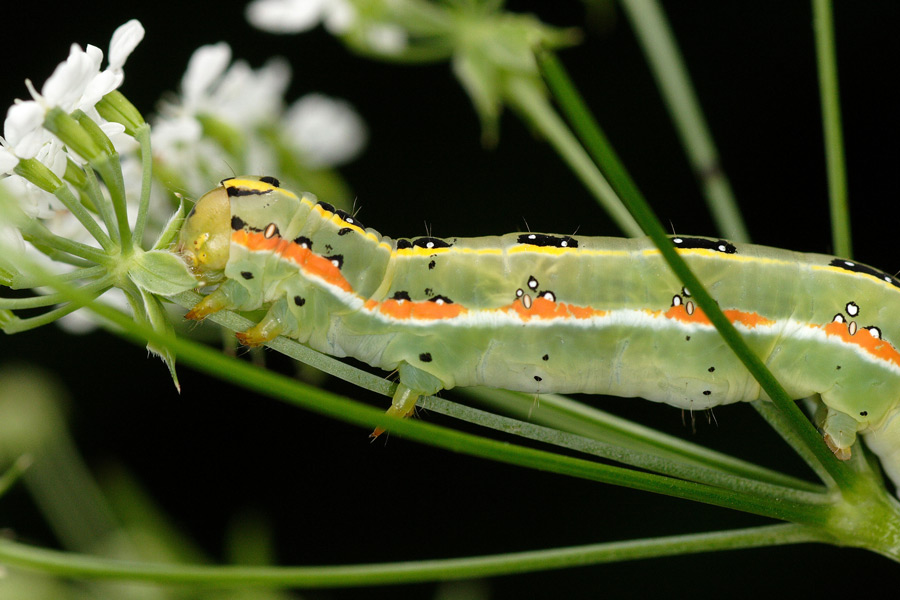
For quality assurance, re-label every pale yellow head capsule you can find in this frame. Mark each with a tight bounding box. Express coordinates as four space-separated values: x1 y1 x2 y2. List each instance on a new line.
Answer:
177 186 232 281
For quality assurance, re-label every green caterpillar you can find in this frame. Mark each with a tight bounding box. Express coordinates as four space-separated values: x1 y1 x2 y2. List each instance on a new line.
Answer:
177 175 900 492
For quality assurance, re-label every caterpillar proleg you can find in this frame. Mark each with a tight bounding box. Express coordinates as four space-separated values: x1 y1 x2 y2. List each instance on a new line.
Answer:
178 176 900 492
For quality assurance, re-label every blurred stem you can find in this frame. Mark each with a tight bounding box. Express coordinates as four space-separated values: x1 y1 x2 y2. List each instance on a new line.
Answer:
503 77 643 236
0 455 33 498
23 435 121 553
0 524 832 587
620 0 749 242
812 0 851 258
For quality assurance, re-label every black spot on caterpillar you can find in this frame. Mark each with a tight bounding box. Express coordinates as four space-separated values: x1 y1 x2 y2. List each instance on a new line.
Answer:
517 233 578 248
671 237 737 254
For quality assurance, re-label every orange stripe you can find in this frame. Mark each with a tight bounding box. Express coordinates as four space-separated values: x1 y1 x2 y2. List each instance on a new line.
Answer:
824 321 900 368
233 229 900 370
663 303 773 329
233 230 353 292
377 299 466 320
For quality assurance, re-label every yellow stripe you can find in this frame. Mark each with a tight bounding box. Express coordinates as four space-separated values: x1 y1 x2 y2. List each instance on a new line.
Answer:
225 178 299 199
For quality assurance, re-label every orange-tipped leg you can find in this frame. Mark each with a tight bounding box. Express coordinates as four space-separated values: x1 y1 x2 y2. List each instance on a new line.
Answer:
184 289 231 321
370 383 420 439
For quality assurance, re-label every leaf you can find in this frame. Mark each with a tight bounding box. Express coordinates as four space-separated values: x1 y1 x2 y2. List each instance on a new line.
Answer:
128 250 197 296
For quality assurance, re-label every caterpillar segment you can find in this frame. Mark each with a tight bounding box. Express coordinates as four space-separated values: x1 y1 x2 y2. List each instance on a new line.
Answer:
177 176 900 493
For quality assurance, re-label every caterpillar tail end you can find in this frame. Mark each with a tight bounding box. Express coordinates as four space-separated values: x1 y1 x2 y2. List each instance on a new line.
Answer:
824 434 852 461
822 407 859 461
370 383 420 439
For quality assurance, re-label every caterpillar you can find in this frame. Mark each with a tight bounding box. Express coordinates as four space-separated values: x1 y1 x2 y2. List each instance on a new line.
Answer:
178 175 900 492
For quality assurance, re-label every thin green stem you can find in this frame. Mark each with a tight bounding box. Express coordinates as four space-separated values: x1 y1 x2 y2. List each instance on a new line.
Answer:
81 164 121 246
462 387 824 493
13 161 115 253
0 524 831 587
0 300 100 334
751 399 836 488
20 223 108 264
0 455 33 499
425 391 826 502
812 0 851 258
620 0 749 242
536 49 856 490
503 77 643 236
96 156 133 251
130 126 155 246
0 275 114 309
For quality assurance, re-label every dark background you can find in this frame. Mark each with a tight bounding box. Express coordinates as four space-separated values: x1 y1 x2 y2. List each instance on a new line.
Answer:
2 2 900 598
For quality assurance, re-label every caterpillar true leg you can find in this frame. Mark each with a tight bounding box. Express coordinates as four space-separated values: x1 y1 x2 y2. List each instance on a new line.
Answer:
184 279 253 321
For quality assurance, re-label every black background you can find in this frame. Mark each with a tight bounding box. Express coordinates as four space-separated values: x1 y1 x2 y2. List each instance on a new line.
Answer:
2 2 900 598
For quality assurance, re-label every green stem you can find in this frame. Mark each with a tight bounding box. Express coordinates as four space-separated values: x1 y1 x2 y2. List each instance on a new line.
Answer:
0 300 101 333
0 524 831 587
812 0 851 258
80 166 119 245
424 391 825 502
0 275 114 309
751 399 836 488
503 77 643 236
0 455 33 498
20 221 109 264
463 387 824 493
131 125 154 246
620 0 749 242
95 155 132 251
536 48 856 491
13 160 115 253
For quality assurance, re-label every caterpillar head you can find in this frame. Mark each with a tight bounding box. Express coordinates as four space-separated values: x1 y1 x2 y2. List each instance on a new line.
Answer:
177 186 231 281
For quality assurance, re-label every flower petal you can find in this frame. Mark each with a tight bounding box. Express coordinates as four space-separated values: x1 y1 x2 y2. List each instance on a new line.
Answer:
41 44 101 110
182 43 232 104
0 145 18 174
108 19 145 68
284 93 366 166
245 0 328 34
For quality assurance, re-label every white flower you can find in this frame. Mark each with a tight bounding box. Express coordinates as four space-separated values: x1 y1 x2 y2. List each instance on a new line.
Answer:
0 19 144 169
0 140 19 173
36 19 144 113
245 0 355 34
162 42 290 129
152 43 291 187
283 93 366 167
2 101 50 162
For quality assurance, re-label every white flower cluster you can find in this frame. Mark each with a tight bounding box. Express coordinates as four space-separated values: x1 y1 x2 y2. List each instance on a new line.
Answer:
245 0 407 55
0 17 369 337
153 41 367 193
0 20 144 217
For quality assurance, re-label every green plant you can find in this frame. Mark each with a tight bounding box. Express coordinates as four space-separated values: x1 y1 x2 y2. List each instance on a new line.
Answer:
1 2 898 598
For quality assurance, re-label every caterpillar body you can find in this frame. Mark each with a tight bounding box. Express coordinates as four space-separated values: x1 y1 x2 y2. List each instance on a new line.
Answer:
178 176 900 492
